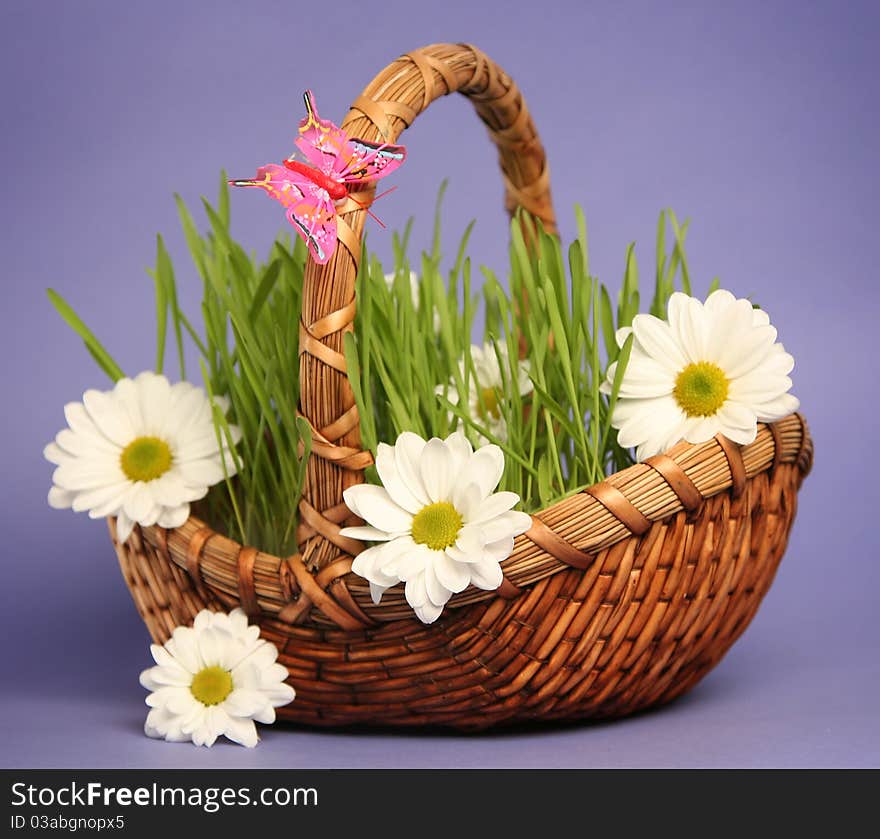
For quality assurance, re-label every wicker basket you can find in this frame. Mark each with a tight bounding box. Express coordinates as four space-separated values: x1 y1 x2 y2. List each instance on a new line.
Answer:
112 43 813 729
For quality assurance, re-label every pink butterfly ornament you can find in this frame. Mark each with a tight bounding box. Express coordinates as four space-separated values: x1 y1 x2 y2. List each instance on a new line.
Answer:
230 91 406 264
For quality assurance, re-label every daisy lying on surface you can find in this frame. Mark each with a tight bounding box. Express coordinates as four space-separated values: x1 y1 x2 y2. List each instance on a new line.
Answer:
140 608 295 747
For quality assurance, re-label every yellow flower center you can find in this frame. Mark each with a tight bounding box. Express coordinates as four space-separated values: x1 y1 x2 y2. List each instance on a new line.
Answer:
673 362 730 417
479 386 501 420
190 666 233 706
120 436 172 482
411 502 463 551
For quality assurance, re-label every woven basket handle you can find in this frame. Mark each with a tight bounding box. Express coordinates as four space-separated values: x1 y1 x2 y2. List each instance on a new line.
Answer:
297 43 555 569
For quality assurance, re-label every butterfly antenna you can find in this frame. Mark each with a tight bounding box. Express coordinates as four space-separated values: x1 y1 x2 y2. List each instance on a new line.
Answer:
373 185 398 203
348 190 396 229
364 204 387 229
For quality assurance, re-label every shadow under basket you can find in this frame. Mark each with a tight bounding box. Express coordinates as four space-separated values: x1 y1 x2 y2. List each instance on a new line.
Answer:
111 43 813 730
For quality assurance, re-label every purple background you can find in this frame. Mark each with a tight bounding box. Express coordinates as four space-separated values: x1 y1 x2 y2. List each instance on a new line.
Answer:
2 0 878 768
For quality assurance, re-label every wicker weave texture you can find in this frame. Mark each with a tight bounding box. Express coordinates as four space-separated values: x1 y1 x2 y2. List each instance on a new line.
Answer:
112 43 813 728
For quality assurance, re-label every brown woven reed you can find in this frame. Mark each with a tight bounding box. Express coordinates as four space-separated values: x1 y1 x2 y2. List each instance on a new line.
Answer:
113 43 813 729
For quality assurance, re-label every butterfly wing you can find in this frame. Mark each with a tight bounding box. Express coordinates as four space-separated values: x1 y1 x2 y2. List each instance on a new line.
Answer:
295 90 352 174
294 90 407 185
285 189 337 266
338 138 407 185
229 164 337 264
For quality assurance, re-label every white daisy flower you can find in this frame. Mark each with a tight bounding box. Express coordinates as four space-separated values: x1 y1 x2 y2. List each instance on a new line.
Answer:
339 431 531 624
384 269 441 331
44 371 241 543
139 608 295 748
602 289 799 461
436 342 533 444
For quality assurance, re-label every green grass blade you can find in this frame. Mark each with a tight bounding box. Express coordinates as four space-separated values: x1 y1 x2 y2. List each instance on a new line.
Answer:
431 179 449 261
217 169 230 229
599 283 616 361
47 288 125 382
150 235 170 375
248 259 282 322
600 331 634 460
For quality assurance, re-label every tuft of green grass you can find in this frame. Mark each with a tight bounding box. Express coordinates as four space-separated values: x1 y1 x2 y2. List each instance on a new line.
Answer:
49 175 697 548
49 173 311 555
346 199 694 512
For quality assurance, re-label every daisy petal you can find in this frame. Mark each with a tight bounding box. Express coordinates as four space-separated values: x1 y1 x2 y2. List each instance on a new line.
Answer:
414 599 444 624
479 511 531 542
682 415 722 445
451 525 486 559
177 457 225 487
115 511 135 543
470 491 520 523
704 289 737 314
435 552 471 593
668 293 706 363
337 525 396 542
452 482 482 521
394 432 430 506
613 355 676 398
222 716 259 748
375 443 423 513
469 559 504 591
223 688 268 717
83 388 135 447
424 560 454 607
156 504 191 529
342 484 412 533
404 574 429 609
48 485 75 509
469 445 505 496
754 393 800 421
617 396 685 450
420 437 454 503
631 314 687 372
484 534 516 563
443 430 474 472
352 543 405 589
369 581 390 604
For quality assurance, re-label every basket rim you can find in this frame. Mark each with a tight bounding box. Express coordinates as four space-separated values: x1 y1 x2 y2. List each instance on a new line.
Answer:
120 413 812 628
